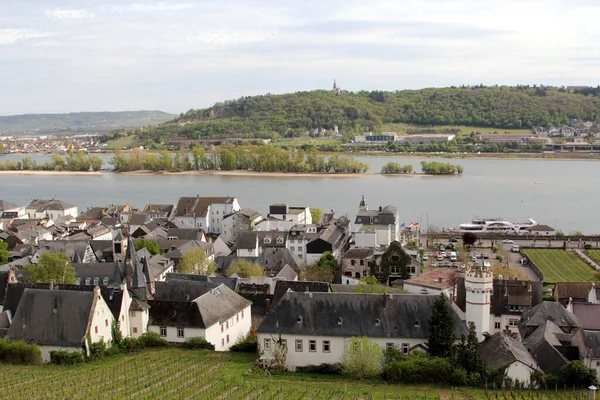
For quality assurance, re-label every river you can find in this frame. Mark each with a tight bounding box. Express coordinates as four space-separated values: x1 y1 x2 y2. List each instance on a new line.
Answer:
1 154 599 233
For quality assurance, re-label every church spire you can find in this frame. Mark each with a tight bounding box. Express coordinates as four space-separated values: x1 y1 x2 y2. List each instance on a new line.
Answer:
359 192 368 211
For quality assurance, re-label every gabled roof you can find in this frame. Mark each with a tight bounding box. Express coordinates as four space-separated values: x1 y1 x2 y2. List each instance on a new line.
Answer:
275 264 298 281
154 280 217 302
26 199 76 212
554 282 593 300
272 280 330 306
129 213 150 226
143 204 175 215
343 248 375 259
522 320 571 374
236 231 258 249
166 228 201 241
0 200 19 212
76 207 105 221
258 292 468 339
480 332 539 370
174 196 235 217
584 330 600 358
6 288 94 347
193 284 251 327
519 301 580 336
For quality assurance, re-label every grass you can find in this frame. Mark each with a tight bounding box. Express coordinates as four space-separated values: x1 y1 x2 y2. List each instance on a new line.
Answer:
521 249 596 283
585 249 600 265
0 349 591 399
105 135 138 150
378 123 533 136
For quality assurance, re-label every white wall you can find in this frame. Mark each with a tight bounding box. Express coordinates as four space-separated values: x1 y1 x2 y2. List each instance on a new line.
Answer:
39 345 82 363
207 304 252 351
506 361 536 387
585 357 600 379
402 283 453 297
148 325 205 343
129 309 149 338
353 230 377 248
257 333 426 369
489 315 521 336
237 248 259 257
118 288 132 339
175 216 208 230
89 294 115 345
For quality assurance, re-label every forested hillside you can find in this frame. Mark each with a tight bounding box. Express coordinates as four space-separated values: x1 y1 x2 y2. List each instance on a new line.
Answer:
126 86 600 143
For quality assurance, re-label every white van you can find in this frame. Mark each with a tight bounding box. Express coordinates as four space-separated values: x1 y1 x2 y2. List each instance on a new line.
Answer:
450 251 457 262
511 245 520 253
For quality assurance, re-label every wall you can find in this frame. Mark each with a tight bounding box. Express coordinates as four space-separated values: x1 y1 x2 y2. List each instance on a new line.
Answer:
175 216 208 230
403 283 446 296
489 315 521 337
585 357 600 379
257 334 426 369
207 304 252 351
118 288 132 339
376 229 392 247
129 309 149 338
237 248 259 257
353 231 377 248
39 345 82 363
89 294 115 345
506 361 536 386
148 325 205 343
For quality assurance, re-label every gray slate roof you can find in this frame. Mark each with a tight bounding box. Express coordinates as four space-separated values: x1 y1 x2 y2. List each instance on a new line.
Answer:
480 332 539 370
236 231 258 249
522 320 571 374
272 281 330 306
584 330 600 358
154 280 218 302
257 292 468 339
6 288 94 347
519 301 580 338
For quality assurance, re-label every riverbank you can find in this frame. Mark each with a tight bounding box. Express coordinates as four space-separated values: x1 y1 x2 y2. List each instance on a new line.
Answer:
119 170 371 178
353 151 600 160
0 170 102 175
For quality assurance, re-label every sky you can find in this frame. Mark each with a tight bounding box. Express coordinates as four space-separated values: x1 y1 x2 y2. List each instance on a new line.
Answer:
1 0 599 115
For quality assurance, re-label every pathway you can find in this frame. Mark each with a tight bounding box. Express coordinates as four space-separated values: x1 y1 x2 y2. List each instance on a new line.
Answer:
574 249 600 271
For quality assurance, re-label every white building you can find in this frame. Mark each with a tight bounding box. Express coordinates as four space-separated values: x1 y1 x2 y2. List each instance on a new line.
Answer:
148 283 251 350
257 292 467 370
353 195 399 248
268 204 312 225
25 198 78 220
403 269 462 298
173 196 240 234
221 209 262 244
464 264 493 341
6 286 114 362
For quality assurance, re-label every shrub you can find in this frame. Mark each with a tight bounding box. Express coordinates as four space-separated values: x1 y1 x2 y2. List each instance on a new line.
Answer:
51 350 85 365
383 353 456 384
88 339 107 360
182 337 214 350
296 363 341 374
104 345 124 357
0 339 42 364
118 337 141 353
584 244 592 250
230 333 258 353
137 332 168 348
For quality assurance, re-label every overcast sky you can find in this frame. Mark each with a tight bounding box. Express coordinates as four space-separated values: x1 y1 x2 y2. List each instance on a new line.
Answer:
1 0 599 115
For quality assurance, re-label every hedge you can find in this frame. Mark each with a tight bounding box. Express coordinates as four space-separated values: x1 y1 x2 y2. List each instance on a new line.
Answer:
51 350 85 365
182 337 215 350
0 338 42 365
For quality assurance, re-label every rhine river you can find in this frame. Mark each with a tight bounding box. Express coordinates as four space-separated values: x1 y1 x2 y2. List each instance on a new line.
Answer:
2 154 599 234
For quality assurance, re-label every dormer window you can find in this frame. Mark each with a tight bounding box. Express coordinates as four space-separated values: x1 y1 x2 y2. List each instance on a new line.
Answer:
85 278 91 285
264 237 272 244
414 320 420 328
76 278 81 285
297 316 303 323
276 237 284 245
375 318 380 326
102 277 109 286
337 317 343 325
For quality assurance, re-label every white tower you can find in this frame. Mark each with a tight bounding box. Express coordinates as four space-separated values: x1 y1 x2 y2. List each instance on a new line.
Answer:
465 263 493 341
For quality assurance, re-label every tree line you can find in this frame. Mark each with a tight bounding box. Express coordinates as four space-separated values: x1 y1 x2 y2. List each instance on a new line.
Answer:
381 162 414 174
116 86 600 144
0 152 103 172
420 161 464 175
110 145 369 173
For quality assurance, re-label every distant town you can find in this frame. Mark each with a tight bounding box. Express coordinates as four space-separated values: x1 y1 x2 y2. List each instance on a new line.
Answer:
1 193 599 391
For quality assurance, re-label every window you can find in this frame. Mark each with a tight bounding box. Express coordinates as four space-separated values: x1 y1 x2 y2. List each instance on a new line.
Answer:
102 277 109 286
94 326 98 334
291 246 295 252
221 323 224 332
323 341 330 353
105 319 109 327
264 338 272 350
295 339 303 352
133 327 138 333
281 339 287 349
177 327 184 338
241 310 244 319
93 277 99 285
309 340 317 352
297 246 302 252
386 343 394 350
221 338 225 347
85 278 91 285
226 335 230 344
390 265 400 274
509 320 519 327
226 321 229 329
494 322 501 329
160 326 167 337
351 260 356 266
376 264 383 273
236 314 239 323
130 311 136 317
76 278 81 285
360 260 364 266
402 343 410 355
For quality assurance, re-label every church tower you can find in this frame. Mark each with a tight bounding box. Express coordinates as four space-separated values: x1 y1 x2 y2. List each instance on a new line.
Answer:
358 192 368 212
465 263 493 341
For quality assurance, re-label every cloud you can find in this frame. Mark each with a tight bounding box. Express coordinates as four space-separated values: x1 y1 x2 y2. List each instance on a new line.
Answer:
0 29 53 46
105 2 195 13
46 9 95 20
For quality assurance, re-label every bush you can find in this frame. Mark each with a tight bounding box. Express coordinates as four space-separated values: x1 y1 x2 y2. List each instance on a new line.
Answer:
0 339 42 364
182 337 214 350
230 333 258 353
88 339 107 360
137 332 168 348
296 363 341 374
584 243 592 250
51 350 85 365
383 353 457 384
118 337 141 353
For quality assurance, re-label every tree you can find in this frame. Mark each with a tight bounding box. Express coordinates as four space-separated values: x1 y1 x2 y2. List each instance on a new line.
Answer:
376 241 412 281
0 241 8 265
134 238 161 256
354 276 390 294
340 337 383 379
309 207 323 224
557 360 598 387
299 264 334 283
178 247 216 275
316 252 338 275
227 259 266 278
24 251 76 284
462 232 478 249
427 294 455 358
455 322 484 375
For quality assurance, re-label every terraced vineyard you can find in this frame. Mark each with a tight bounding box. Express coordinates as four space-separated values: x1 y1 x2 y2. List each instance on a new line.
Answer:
585 249 600 266
0 349 592 399
522 249 596 282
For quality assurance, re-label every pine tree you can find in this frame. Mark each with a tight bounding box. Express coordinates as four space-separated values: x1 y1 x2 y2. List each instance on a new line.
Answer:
456 321 485 374
427 293 455 357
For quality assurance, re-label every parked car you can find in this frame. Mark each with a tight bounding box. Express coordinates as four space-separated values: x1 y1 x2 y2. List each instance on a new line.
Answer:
480 253 489 259
511 245 520 253
449 237 458 243
471 255 477 262
503 239 514 244
421 254 428 261
439 245 445 251
437 255 444 261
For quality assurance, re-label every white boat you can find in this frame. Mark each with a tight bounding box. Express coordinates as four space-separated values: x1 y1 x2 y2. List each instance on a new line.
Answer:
458 217 538 234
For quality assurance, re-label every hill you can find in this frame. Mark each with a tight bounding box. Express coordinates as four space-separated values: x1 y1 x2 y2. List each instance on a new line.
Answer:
0 111 176 135
126 85 600 143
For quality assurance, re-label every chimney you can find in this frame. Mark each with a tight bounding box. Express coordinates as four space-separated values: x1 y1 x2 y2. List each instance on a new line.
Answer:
265 298 271 314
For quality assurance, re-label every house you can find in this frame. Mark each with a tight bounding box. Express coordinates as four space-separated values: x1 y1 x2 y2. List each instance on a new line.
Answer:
370 242 421 285
287 225 319 261
305 216 351 265
353 194 399 248
567 302 600 331
268 204 312 226
161 240 214 266
73 261 124 287
25 198 78 220
221 209 262 244
403 269 463 298
589 284 600 304
6 287 114 362
584 331 600 378
522 225 555 236
340 248 374 279
148 283 251 350
554 282 593 307
257 292 468 370
236 231 259 257
75 207 106 224
272 280 331 307
479 332 540 386
35 240 98 263
143 204 175 220
173 196 240 234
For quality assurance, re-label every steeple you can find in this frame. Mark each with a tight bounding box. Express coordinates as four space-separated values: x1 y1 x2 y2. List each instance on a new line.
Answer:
359 192 368 211
111 259 124 287
464 263 493 341
333 78 338 91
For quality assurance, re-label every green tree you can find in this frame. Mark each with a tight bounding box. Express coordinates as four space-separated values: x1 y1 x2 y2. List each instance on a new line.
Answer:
455 322 484 374
24 251 76 284
227 259 266 278
340 337 383 379
316 252 338 275
354 276 390 294
375 241 412 281
299 264 334 283
88 156 103 171
427 294 455 358
558 360 598 387
309 207 323 224
462 232 478 248
0 241 8 264
134 238 161 256
177 247 216 275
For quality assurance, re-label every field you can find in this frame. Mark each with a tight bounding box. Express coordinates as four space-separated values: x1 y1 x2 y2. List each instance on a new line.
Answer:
585 249 600 265
105 135 138 150
379 123 533 136
521 249 596 282
0 349 591 400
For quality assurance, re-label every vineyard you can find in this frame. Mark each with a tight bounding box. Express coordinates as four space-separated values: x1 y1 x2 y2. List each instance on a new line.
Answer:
521 249 596 283
585 249 600 266
0 349 593 399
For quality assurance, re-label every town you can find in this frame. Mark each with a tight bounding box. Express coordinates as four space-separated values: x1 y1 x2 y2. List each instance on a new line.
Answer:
0 194 599 395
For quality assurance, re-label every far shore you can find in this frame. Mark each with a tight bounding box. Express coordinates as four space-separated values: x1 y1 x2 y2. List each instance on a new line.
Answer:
0 170 102 176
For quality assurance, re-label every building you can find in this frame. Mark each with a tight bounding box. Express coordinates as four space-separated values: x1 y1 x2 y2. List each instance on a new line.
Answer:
353 194 399 248
479 332 540 387
6 287 114 362
340 248 374 279
403 269 462 298
396 134 455 145
554 282 593 307
257 292 467 371
305 217 351 265
25 198 78 220
354 132 400 144
464 264 493 341
142 204 175 220
221 209 262 244
173 196 240 234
